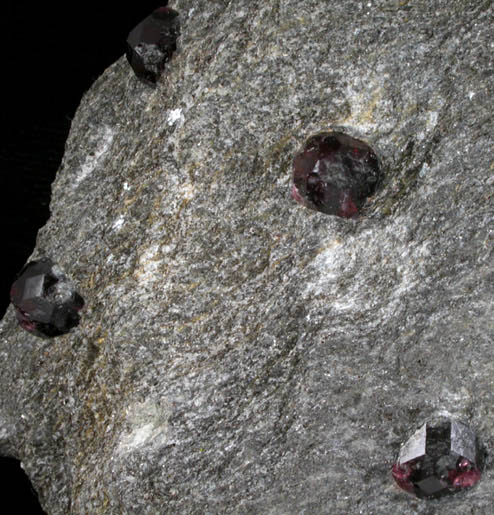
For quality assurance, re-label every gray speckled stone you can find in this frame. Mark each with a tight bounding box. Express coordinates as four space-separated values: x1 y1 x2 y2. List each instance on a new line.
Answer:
1 1 493 513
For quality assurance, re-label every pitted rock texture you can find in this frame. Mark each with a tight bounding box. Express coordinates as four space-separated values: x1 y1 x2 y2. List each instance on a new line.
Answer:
1 1 493 513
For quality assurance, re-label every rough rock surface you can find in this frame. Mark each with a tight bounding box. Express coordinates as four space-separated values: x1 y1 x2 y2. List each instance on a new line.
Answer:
1 0 493 513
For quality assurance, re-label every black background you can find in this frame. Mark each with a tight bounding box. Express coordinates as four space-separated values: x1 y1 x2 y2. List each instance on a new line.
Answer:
1 3 162 512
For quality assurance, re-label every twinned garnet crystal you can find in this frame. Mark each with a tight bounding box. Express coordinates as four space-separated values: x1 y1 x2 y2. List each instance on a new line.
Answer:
10 258 84 338
292 132 380 218
126 6 180 87
392 417 482 499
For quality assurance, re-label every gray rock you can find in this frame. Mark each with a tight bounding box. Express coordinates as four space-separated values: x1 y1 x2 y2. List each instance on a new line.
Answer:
1 0 493 513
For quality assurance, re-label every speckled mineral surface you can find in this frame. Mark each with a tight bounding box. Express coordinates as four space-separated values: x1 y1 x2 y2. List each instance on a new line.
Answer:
1 1 493 513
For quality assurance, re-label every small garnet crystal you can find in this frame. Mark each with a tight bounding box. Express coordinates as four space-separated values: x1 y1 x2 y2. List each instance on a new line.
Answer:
10 258 84 338
126 6 180 87
292 132 380 218
392 417 482 499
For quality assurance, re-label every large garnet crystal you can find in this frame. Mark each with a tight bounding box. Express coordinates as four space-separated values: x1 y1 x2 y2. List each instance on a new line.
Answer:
126 6 180 87
10 258 84 338
292 132 380 218
392 417 482 499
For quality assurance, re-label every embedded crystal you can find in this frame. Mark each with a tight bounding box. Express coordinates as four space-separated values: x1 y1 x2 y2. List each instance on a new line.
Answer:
292 132 380 218
126 6 180 87
10 258 84 338
392 417 482 499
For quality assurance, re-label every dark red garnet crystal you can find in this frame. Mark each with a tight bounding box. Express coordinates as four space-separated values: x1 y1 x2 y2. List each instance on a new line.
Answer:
126 6 180 87
10 258 84 338
392 417 482 499
292 132 380 218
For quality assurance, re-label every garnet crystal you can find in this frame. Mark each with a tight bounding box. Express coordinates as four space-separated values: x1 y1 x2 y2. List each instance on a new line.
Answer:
392 417 482 499
10 258 84 338
292 132 380 218
126 6 180 87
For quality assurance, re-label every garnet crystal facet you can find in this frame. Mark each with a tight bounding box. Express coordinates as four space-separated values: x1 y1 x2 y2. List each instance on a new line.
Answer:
392 417 482 499
292 132 380 218
126 6 180 87
10 258 84 338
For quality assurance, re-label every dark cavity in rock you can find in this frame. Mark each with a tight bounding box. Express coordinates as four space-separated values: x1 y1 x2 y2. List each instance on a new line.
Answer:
292 131 380 218
392 417 482 499
126 6 180 87
10 258 84 338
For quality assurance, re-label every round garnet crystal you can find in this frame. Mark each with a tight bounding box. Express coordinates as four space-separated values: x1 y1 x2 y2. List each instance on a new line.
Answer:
392 417 482 499
126 6 180 87
10 258 84 338
292 132 380 218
